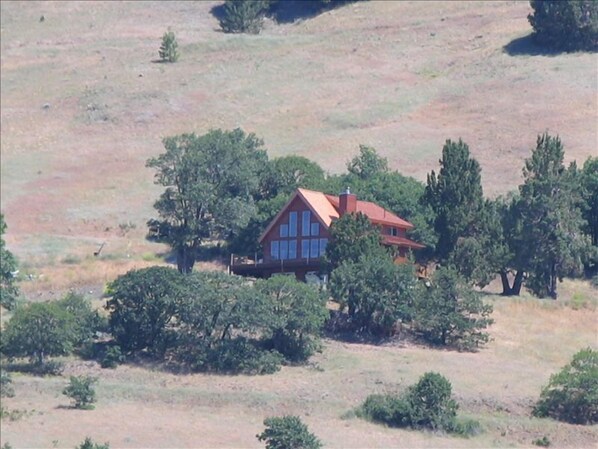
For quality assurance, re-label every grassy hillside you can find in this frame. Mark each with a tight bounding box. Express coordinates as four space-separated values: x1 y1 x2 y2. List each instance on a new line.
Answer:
1 1 596 280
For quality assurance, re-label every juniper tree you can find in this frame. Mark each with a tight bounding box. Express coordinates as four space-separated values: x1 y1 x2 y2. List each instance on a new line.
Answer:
159 31 179 63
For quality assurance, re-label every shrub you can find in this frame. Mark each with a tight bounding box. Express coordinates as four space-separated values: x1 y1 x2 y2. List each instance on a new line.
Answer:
257 415 322 449
100 345 125 369
533 435 551 447
158 30 179 63
219 0 270 34
199 338 282 375
63 375 97 410
359 372 465 433
0 371 15 398
32 360 64 376
528 0 598 52
76 437 110 449
413 267 493 351
533 348 598 424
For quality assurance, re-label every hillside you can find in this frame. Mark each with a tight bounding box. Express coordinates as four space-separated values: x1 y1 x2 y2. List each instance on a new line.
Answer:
1 1 596 277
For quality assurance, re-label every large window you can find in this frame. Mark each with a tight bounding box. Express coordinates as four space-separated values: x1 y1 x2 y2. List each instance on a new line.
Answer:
319 238 328 257
280 224 289 238
311 222 320 236
289 240 297 259
310 239 319 258
289 212 297 237
302 211 311 236
302 240 310 258
280 240 289 260
271 241 279 259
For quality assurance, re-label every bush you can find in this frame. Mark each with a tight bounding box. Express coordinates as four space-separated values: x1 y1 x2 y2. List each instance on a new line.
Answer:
31 360 64 376
533 435 551 447
533 348 597 424
63 375 97 410
359 372 465 433
76 437 110 449
0 371 15 398
219 0 270 34
198 338 282 375
100 345 125 369
413 267 493 351
528 0 598 52
158 30 179 63
257 416 322 449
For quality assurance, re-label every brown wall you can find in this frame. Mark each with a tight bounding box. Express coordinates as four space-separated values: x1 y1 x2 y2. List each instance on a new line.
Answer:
262 195 330 263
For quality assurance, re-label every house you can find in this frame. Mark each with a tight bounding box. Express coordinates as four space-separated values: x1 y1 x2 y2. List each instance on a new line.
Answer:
230 188 425 280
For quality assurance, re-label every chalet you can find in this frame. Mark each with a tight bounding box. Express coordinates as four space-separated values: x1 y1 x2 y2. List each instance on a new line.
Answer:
230 188 424 280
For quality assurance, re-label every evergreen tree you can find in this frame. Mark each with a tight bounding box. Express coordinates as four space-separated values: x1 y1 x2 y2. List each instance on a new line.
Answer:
159 30 179 63
580 157 598 275
219 0 270 34
0 214 19 310
424 139 484 264
518 134 591 299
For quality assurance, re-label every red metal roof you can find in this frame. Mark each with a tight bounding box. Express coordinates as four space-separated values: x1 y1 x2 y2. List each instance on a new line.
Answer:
324 194 414 229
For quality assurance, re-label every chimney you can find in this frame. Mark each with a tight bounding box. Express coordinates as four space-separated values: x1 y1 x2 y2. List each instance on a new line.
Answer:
339 187 357 215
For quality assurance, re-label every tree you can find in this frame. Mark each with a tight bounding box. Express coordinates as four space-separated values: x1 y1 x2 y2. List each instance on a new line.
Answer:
413 267 493 351
63 375 97 410
147 129 268 273
76 437 110 449
56 292 105 346
424 139 484 264
528 0 598 52
1 302 77 365
580 157 598 275
322 212 383 273
518 134 591 299
257 416 322 449
533 348 597 424
0 214 19 310
260 155 326 200
219 0 271 34
329 252 417 335
158 30 179 63
255 276 328 362
347 144 389 180
105 267 184 353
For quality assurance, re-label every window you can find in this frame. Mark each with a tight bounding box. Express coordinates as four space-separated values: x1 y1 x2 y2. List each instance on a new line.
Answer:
389 227 398 236
310 239 319 258
289 212 297 237
302 240 310 258
280 224 289 238
280 240 289 260
271 241 279 260
289 240 297 259
311 222 320 236
319 238 328 257
302 211 311 236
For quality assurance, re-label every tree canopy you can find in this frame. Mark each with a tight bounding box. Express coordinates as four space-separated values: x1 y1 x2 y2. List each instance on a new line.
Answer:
147 129 268 273
0 214 19 310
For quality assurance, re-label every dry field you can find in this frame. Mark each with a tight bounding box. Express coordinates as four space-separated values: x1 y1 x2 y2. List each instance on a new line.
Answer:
1 284 597 449
1 1 597 448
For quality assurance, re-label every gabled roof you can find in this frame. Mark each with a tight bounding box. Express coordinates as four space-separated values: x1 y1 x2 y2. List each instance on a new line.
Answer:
324 194 414 229
259 188 416 243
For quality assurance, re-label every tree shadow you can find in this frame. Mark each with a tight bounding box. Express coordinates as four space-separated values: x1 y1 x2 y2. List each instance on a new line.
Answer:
503 34 565 57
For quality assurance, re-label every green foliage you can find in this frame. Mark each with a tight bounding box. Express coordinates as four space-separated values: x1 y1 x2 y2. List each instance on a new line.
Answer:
528 0 598 51
424 139 484 265
147 129 268 273
100 345 125 369
219 0 271 34
533 436 551 447
518 134 591 299
158 30 179 63
323 212 383 273
360 372 463 433
0 370 15 398
76 437 110 449
533 348 598 424
347 144 389 180
260 155 327 199
106 266 184 353
580 157 598 275
255 276 328 362
199 338 283 375
0 214 19 311
63 375 97 410
257 415 322 449
1 302 78 365
413 267 493 350
56 292 106 346
330 253 417 336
